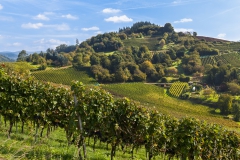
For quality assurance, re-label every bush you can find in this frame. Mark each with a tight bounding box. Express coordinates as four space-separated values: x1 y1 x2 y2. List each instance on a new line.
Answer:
38 63 47 70
218 94 233 115
179 76 190 82
161 77 168 83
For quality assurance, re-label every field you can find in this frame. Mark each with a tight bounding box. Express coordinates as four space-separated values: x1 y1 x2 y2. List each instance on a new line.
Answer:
31 67 97 85
26 65 240 132
102 83 240 132
213 42 240 52
169 82 188 97
201 53 240 67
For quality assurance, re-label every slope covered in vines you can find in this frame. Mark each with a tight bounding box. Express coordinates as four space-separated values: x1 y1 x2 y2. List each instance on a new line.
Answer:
0 65 240 159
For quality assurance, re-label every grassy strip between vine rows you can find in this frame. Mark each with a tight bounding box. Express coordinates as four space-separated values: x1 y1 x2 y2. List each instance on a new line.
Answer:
0 120 153 160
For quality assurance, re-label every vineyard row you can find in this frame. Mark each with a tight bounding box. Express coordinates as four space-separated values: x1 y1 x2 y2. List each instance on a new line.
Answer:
0 67 239 160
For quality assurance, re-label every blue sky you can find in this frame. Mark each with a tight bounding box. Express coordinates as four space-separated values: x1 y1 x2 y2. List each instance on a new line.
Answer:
0 0 240 51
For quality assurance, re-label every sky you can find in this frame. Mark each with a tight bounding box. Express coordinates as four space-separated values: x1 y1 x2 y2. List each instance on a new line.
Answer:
0 0 240 52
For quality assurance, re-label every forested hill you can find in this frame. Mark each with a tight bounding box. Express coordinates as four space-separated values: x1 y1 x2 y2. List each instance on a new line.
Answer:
15 21 240 84
0 54 14 62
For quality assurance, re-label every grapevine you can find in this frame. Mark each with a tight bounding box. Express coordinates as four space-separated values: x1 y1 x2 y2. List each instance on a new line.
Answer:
0 67 239 159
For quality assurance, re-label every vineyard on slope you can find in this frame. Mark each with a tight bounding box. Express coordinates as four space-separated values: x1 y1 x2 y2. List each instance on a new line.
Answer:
102 83 240 130
31 67 96 85
0 66 240 159
201 53 240 67
169 82 188 98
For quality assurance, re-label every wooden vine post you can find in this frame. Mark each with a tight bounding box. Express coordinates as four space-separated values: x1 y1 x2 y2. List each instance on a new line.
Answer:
72 81 87 159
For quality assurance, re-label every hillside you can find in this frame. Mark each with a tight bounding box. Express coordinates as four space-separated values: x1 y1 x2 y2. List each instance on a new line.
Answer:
0 51 19 60
0 54 14 62
1 22 240 159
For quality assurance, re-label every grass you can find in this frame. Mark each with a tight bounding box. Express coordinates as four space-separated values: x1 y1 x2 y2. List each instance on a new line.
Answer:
31 67 97 85
101 83 240 132
0 118 172 160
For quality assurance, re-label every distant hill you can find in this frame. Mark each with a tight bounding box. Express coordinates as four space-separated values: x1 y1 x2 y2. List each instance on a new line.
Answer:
0 51 19 60
0 54 15 62
0 51 41 60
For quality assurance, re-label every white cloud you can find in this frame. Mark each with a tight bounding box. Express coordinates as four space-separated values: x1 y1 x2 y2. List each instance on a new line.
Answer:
105 15 133 23
81 26 99 31
62 14 78 20
55 24 70 31
21 23 43 29
95 31 102 34
48 39 68 45
174 18 193 23
34 38 66 45
43 12 55 15
0 4 3 10
33 14 50 20
12 42 21 46
37 38 45 44
50 24 70 30
172 0 182 4
102 8 121 14
34 38 69 49
0 16 13 21
21 23 70 30
175 28 194 32
7 42 21 47
217 33 226 39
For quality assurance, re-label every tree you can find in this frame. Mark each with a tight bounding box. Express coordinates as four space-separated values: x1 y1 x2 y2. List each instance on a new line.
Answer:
17 50 27 61
167 49 176 60
232 102 240 122
115 68 128 82
133 69 146 81
218 94 233 115
101 56 111 69
193 32 197 37
76 38 79 46
163 23 174 33
139 45 149 53
140 61 156 76
166 67 178 76
90 54 101 65
159 39 166 48
118 33 127 40
227 82 240 95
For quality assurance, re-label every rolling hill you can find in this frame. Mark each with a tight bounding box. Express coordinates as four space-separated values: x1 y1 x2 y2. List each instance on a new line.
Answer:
0 54 14 62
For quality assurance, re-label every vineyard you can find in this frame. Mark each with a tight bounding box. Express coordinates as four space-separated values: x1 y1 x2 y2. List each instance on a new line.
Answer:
213 42 240 51
31 67 96 85
201 53 240 67
200 56 215 66
169 82 188 98
102 83 240 130
1 66 240 159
